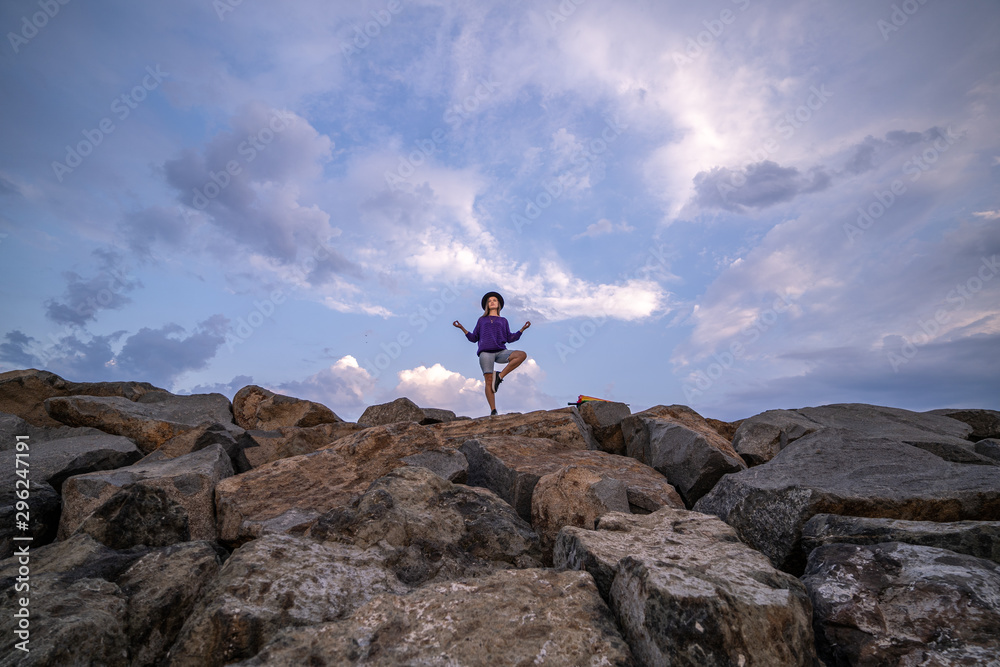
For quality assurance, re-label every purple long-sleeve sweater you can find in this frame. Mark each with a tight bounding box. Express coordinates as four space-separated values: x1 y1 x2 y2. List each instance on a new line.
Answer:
466 316 522 355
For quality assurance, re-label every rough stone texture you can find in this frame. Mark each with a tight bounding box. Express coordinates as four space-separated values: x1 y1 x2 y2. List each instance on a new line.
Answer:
45 392 234 453
420 407 458 424
0 574 129 666
240 421 365 468
0 410 110 451
0 533 148 586
430 407 599 450
802 513 1000 564
622 405 746 506
927 407 1000 441
150 420 255 472
165 533 406 667
555 507 817 667
235 569 635 667
531 465 630 561
694 428 1000 573
0 368 162 428
578 400 631 455
307 466 541 585
978 438 1000 462
0 431 141 493
214 421 449 544
232 384 342 430
358 396 425 425
803 542 1000 666
730 409 822 466
0 480 60 559
60 444 234 546
706 417 743 443
460 436 683 522
399 446 468 483
117 541 226 667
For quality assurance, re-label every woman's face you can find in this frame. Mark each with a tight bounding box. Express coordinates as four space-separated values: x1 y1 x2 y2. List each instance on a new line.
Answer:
487 296 500 311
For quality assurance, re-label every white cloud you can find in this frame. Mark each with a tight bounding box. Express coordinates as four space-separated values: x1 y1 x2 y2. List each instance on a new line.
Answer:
276 355 376 417
572 218 636 240
973 210 1000 220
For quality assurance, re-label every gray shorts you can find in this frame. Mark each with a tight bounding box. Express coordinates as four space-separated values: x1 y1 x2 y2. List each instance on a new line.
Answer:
479 349 513 375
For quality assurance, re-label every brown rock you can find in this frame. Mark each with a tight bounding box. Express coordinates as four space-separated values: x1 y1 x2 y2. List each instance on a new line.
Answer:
578 400 631 455
214 421 449 544
430 407 598 450
0 368 162 427
241 421 365 468
232 384 342 430
706 417 743 442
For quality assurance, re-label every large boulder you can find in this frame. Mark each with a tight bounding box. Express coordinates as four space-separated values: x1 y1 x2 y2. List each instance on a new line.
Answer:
307 466 541 585
730 409 822 466
0 480 60 559
0 410 109 451
0 431 140 493
694 429 1000 573
399 446 468 482
235 569 635 667
214 421 449 544
232 384 342 430
45 392 234 453
555 507 817 666
165 534 406 667
460 436 683 522
978 438 1000 462
926 407 1000 441
0 533 151 586
801 513 1000 564
60 444 234 547
0 368 162 427
803 542 1000 665
622 405 746 506
145 421 254 472
239 421 365 468
430 407 598 450
577 400 631 455
359 396 456 426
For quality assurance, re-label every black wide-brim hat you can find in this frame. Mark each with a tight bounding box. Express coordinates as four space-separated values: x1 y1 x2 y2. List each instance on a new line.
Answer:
481 291 504 310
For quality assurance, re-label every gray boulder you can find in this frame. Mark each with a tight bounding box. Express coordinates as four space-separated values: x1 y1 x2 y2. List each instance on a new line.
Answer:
577 400 631 455
802 513 1000 564
0 533 149 586
358 396 456 426
926 407 1000 440
60 444 234 546
399 446 468 482
0 431 141 493
0 410 109 451
978 438 1000 462
165 533 406 667
730 409 821 465
45 392 234 453
235 569 635 667
232 384 342 430
0 480 60 560
555 507 817 666
306 466 541 585
803 542 1000 666
695 429 1000 573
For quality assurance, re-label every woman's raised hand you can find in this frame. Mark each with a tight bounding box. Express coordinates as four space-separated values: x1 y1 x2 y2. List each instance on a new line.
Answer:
521 321 531 331
452 320 463 329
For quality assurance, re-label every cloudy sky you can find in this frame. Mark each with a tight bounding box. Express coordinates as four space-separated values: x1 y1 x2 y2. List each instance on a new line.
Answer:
1 0 997 421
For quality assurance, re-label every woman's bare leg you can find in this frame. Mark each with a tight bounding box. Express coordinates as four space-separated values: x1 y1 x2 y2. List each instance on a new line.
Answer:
484 373 497 411
498 351 527 379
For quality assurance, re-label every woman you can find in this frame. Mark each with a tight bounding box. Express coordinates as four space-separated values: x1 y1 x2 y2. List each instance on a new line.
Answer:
453 291 531 415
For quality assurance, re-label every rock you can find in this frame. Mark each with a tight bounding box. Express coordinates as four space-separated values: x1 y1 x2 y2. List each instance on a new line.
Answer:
240 421 365 468
0 480 60 559
60 444 234 546
232 384 342 430
0 432 141 493
531 465 630 561
554 507 817 667
578 400 631 455
0 368 162 427
803 542 1000 666
399 447 468 482
706 417 743 442
730 409 822 466
430 407 599 450
214 421 449 544
307 466 541 585
0 574 129 666
978 438 1000 462
622 405 746 506
118 541 226 667
151 421 253 470
460 436 683 522
419 407 458 424
801 513 1000 564
0 410 110 451
927 407 1000 441
694 429 1000 573
358 396 457 426
236 569 635 667
165 534 406 667
45 392 234 454
0 533 148 586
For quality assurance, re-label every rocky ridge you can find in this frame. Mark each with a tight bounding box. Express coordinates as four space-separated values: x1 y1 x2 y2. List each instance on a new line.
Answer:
1 368 998 666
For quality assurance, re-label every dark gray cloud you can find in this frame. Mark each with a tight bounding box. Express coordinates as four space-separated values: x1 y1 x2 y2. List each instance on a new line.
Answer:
115 315 229 387
44 248 142 327
843 129 933 175
0 331 40 368
693 160 832 212
183 375 254 399
120 206 193 255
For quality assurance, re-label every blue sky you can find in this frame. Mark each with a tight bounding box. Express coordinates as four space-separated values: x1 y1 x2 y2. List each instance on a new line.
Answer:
1 0 998 421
